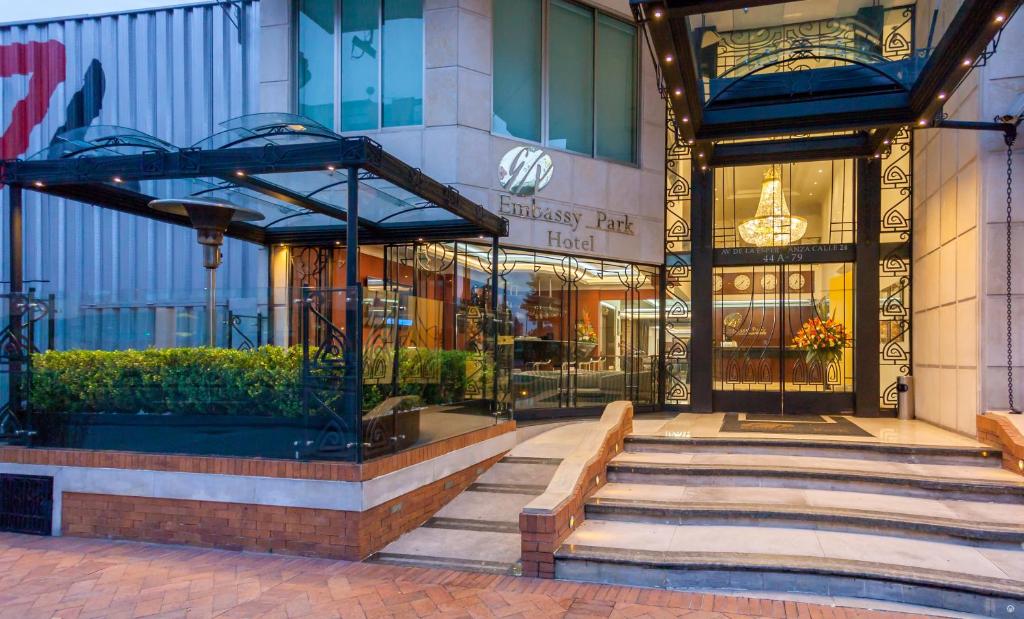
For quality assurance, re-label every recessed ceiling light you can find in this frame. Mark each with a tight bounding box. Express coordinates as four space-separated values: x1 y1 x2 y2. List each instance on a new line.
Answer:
665 55 674 63
996 14 1005 22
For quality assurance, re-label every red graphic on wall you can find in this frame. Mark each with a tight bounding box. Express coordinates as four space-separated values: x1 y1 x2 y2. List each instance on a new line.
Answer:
0 40 66 160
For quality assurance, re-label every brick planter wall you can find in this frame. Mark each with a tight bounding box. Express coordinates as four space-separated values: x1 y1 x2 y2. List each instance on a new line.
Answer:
61 452 504 560
519 401 633 578
977 413 1024 475
1 422 515 559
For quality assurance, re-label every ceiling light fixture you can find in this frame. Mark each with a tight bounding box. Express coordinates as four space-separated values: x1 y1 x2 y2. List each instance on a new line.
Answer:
737 164 807 247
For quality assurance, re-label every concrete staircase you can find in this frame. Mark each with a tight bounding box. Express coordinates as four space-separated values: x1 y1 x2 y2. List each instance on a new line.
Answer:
556 434 1024 617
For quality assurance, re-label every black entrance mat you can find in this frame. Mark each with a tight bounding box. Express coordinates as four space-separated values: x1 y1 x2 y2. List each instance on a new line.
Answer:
720 413 873 437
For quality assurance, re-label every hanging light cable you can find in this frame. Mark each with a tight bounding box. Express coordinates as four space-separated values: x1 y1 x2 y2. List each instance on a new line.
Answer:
1005 131 1019 412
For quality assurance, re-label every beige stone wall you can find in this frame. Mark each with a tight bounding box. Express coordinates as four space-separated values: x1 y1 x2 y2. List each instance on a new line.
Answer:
258 0 665 266
914 10 1024 434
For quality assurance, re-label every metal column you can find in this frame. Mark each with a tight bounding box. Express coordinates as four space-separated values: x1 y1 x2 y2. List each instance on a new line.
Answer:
855 158 882 417
344 167 364 459
689 162 714 412
491 236 500 413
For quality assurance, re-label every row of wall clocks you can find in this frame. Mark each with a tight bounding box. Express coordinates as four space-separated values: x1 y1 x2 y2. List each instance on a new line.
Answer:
713 271 811 294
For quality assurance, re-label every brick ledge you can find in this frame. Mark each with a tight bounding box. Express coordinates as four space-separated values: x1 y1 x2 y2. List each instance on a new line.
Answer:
0 420 515 482
977 412 1024 476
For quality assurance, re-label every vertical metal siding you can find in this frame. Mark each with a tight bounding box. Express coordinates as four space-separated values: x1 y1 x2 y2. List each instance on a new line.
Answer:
0 2 265 349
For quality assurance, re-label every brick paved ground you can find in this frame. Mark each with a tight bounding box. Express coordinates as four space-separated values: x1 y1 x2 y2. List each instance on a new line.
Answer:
0 533 939 619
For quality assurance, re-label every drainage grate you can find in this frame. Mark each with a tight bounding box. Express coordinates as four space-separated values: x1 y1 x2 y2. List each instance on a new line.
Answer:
0 474 53 535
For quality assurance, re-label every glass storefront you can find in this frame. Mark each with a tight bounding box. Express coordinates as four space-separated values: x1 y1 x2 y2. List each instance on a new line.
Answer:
713 263 855 400
283 243 661 417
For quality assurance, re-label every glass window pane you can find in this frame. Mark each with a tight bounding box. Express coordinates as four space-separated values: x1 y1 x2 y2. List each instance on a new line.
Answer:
596 15 636 163
492 0 542 142
298 0 335 129
341 0 380 131
548 0 594 155
382 0 423 127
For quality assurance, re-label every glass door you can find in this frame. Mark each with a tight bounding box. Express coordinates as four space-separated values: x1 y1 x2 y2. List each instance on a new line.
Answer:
712 262 855 414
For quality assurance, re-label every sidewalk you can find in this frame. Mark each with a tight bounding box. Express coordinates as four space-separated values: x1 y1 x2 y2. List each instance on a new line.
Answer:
0 533 941 619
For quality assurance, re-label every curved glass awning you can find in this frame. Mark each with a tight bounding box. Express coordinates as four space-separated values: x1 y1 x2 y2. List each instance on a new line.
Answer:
3 113 506 245
634 0 1020 157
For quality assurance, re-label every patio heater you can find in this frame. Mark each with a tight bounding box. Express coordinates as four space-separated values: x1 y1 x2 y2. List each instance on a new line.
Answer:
149 198 265 346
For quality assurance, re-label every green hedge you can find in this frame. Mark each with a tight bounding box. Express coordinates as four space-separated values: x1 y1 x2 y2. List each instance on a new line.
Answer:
29 346 484 417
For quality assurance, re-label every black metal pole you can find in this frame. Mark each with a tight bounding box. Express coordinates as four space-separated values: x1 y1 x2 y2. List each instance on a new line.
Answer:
7 185 24 435
491 236 500 414
345 167 364 461
9 184 22 296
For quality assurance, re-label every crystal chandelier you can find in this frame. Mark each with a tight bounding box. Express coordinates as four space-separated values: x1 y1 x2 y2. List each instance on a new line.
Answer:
737 164 807 247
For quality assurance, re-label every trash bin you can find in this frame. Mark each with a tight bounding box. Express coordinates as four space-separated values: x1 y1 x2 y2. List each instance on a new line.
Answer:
897 375 914 420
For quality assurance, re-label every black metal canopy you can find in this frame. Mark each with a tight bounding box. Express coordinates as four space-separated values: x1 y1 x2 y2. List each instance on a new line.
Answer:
633 0 1022 162
0 113 508 246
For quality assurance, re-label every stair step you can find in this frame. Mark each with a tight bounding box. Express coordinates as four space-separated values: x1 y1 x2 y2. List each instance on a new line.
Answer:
607 453 1024 504
556 520 1024 618
584 497 1024 546
625 435 1001 466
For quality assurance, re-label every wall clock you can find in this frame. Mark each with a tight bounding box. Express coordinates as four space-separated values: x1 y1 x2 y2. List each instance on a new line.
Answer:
788 272 806 290
712 274 723 292
734 274 751 291
761 273 777 291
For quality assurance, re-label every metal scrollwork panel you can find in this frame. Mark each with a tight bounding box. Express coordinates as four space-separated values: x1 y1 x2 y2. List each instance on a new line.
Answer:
879 126 912 411
665 110 692 405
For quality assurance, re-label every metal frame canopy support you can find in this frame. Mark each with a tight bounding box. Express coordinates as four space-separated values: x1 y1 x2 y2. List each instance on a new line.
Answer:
632 0 1022 154
0 126 507 245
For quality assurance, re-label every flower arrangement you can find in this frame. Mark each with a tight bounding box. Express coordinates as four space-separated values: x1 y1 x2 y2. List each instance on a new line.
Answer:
792 316 848 367
576 309 597 343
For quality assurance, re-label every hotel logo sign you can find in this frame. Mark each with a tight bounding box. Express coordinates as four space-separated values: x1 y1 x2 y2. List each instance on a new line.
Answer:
498 146 553 196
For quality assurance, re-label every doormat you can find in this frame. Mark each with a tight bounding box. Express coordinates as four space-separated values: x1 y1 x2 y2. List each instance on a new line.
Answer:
720 414 873 437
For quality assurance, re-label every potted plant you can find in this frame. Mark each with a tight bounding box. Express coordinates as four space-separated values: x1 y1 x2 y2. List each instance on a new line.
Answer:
792 316 848 390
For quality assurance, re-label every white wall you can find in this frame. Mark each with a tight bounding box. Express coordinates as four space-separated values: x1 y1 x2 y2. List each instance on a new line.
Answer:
258 0 665 266
913 10 1024 435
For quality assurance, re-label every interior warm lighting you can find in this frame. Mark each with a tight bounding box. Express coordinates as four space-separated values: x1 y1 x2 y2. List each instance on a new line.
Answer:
33 181 44 187
235 170 246 177
673 88 682 96
963 58 972 66
326 165 336 172
996 14 1006 22
653 9 663 18
113 176 123 183
918 119 928 126
938 92 947 100
737 164 807 247
286 123 306 131
665 55 673 63
682 116 690 123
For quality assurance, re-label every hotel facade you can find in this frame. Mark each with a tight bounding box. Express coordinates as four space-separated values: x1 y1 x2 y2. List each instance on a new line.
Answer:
0 0 1021 573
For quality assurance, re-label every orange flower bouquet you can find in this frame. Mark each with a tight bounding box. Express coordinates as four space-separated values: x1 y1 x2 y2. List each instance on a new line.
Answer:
792 316 848 368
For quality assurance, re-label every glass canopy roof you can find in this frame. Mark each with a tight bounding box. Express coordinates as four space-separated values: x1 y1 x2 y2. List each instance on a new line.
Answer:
687 1 923 106
633 0 1018 157
7 113 504 245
